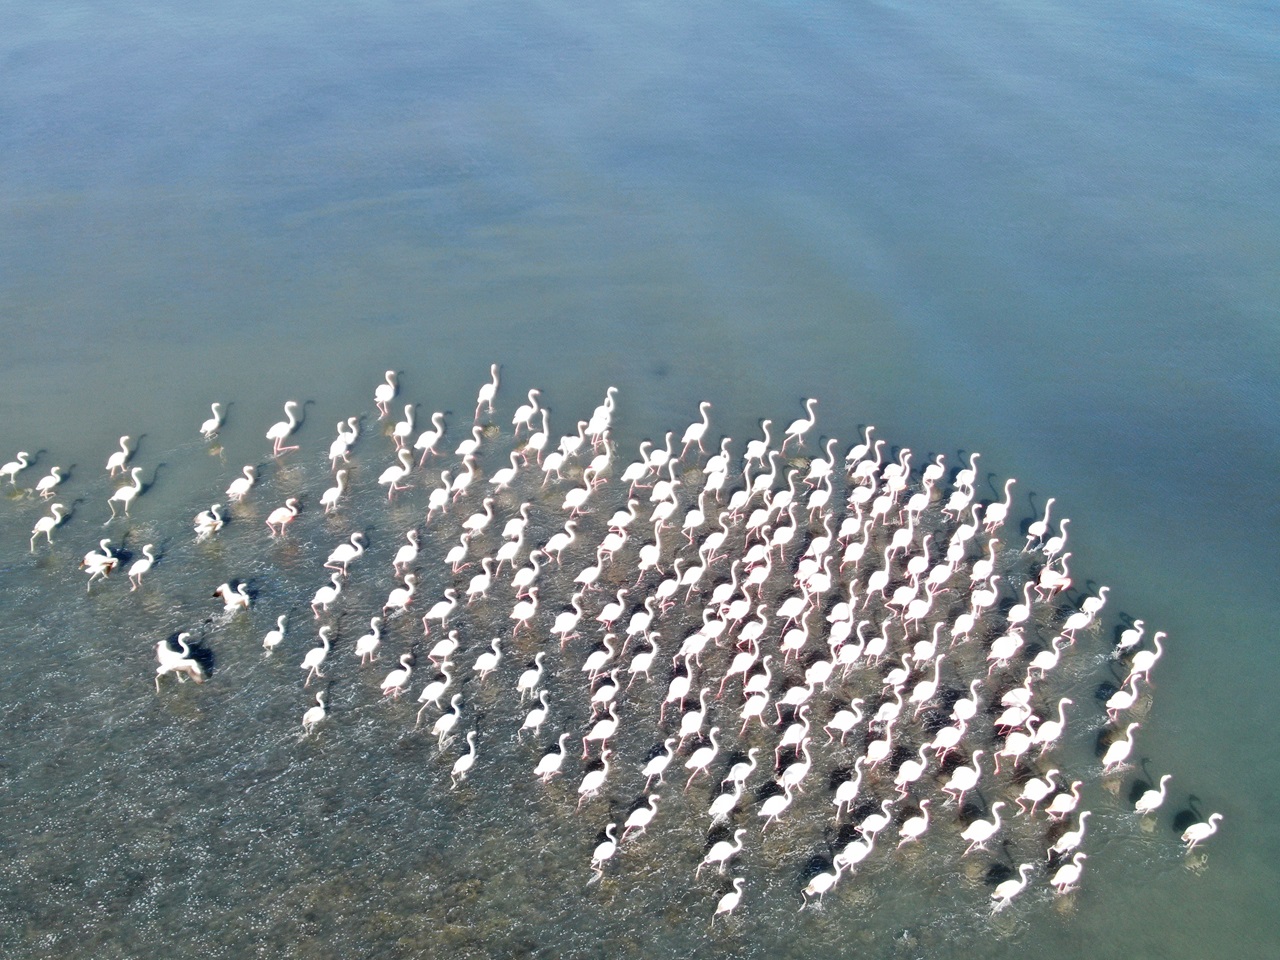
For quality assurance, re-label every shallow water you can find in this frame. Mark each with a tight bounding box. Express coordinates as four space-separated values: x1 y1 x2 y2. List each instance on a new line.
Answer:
2 2 1278 958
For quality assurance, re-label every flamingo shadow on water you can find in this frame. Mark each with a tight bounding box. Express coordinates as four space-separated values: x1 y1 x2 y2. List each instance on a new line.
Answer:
955 789 993 823
1093 675 1127 706
983 838 1019 883
1171 794 1206 835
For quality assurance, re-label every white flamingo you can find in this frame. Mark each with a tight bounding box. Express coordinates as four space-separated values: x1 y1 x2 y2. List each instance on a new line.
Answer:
266 401 302 455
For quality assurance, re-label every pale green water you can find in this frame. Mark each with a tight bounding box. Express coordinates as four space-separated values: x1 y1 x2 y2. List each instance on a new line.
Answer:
2 2 1277 958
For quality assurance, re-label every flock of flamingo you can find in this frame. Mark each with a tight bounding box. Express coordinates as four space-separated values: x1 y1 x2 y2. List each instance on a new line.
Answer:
4 365 1223 922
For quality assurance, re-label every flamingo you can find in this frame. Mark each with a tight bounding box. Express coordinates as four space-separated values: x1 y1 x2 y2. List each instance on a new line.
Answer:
1 450 31 484
1048 809 1096 853
908 655 944 716
262 615 288 653
982 478 1016 531
265 498 300 536
415 661 455 722
378 448 414 499
699 829 747 875
509 587 539 635
843 424 877 467
30 503 68 550
742 419 773 471
1050 853 1087 894
451 731 478 788
622 794 662 840
127 544 156 590
641 739 678 790
319 469 348 513
354 617 383 664
509 547 545 601
213 581 251 611
1134 774 1172 816
328 416 360 465
994 720 1038 774
105 436 132 476
155 633 205 690
1015 769 1060 817
831 757 868 819
1023 496 1055 551
448 454 478 501
300 627 333 685
684 727 722 790
1115 618 1146 658
374 370 398 418
991 863 1035 913
414 411 447 464
856 798 896 843
1043 517 1071 560
590 823 619 881
1045 781 1084 822
511 388 542 435
712 878 745 925
431 694 463 748
896 799 931 847
1125 631 1166 684
1101 722 1140 773
802 859 847 907
892 744 931 797
1181 813 1224 850
301 692 327 734
266 401 302 455
942 750 985 807
421 589 459 634
324 532 366 575
466 557 497 605
1027 635 1068 680
383 574 417 615
34 465 64 499
550 594 586 649
534 734 571 782
1106 675 1144 721
678 688 713 747
516 652 546 701
719 749 760 799
472 637 503 683
1031 697 1072 756
380 653 414 697
200 402 225 439
388 403 416 449
107 467 144 518
226 465 256 502
576 746 612 808
426 629 460 667
586 670 616 716
781 398 818 451
960 802 1006 855
1036 554 1073 600
474 363 499 419
393 530 420 575
680 401 712 456
824 697 865 745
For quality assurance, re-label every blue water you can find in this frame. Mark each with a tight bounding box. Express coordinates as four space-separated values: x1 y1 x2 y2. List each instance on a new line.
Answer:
2 2 1277 957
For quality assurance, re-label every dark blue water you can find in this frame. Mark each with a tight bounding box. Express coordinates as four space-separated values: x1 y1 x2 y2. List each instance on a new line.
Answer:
2 2 1277 957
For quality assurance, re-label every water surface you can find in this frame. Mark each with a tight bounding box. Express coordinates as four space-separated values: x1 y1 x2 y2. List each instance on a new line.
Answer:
2 2 1277 958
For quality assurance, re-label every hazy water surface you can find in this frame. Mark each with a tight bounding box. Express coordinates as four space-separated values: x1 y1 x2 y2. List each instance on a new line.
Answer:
2 2 1277 958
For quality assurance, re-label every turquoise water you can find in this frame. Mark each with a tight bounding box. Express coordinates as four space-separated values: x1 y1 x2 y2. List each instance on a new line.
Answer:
2 2 1277 957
